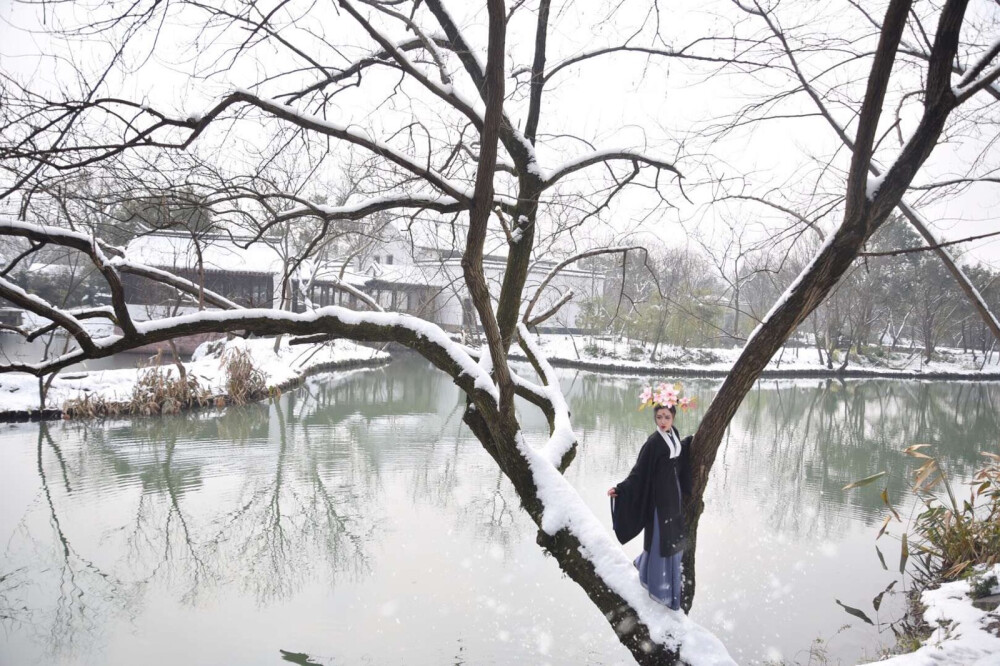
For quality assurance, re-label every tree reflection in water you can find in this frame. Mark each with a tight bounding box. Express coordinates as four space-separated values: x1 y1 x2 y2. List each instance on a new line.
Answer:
1 365 998 665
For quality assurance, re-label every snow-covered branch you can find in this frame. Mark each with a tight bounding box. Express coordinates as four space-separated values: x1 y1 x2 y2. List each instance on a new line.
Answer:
515 323 575 471
0 217 124 260
2 304 499 403
273 194 467 224
525 290 573 328
25 306 116 342
338 0 483 128
954 35 1000 102
0 275 96 353
543 151 681 189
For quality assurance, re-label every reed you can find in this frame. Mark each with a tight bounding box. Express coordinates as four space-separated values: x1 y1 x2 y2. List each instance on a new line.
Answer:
888 445 1000 584
221 346 268 406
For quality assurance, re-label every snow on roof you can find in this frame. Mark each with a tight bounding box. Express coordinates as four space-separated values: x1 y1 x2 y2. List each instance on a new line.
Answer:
125 232 286 275
365 262 450 288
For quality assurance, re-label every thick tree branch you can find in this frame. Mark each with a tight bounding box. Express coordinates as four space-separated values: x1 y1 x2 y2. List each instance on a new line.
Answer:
25 306 116 342
543 152 680 190
523 0 551 145
525 290 572 328
463 0 514 422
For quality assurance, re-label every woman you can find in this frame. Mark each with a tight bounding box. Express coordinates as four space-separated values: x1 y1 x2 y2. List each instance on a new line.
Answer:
608 386 693 611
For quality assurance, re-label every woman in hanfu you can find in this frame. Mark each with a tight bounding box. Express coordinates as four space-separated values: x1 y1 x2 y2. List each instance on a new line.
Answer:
607 383 695 611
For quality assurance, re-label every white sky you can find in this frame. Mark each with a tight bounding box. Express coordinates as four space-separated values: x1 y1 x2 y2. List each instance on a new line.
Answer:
1 0 998 267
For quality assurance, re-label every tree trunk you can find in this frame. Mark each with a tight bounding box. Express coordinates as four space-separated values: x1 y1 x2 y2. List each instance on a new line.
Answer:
461 407 684 665
682 191 906 612
811 315 825 365
838 336 853 371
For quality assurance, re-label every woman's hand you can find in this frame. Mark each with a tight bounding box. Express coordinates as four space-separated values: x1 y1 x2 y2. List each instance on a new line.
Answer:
607 487 618 497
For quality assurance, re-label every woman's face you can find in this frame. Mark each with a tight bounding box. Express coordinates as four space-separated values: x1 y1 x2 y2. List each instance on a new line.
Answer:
654 407 674 431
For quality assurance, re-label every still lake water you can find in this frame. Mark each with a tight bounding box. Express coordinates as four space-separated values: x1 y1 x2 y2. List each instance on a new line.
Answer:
1 357 998 665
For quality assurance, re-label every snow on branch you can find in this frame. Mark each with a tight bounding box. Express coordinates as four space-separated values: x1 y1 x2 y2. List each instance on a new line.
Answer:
25 306 117 342
339 0 484 127
316 276 383 313
516 323 575 470
0 303 500 406
461 343 556 422
542 151 681 189
955 60 1000 103
0 217 124 260
0 217 137 335
274 194 468 223
0 275 96 353
0 216 142 340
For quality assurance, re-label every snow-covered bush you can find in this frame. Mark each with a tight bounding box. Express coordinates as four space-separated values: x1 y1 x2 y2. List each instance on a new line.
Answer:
222 347 268 406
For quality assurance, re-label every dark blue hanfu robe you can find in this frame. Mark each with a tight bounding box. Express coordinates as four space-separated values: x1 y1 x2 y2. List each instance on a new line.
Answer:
611 427 693 609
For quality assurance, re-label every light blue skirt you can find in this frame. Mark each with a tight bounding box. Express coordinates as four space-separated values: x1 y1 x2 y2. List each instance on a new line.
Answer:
634 509 683 610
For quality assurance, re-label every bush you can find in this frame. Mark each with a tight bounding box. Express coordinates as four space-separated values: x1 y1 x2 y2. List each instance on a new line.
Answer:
969 572 999 599
129 359 210 415
222 347 268 405
63 391 123 418
63 357 211 418
886 446 1000 583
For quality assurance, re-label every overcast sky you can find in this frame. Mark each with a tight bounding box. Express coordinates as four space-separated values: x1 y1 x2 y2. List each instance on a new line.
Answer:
1 0 998 267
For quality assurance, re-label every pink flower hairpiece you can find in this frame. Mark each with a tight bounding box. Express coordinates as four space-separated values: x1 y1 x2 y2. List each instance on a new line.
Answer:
638 381 696 411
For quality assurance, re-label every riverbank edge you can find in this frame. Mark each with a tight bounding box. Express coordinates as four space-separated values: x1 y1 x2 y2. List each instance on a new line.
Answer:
6 349 1000 423
861 565 1000 664
0 354 391 423
508 353 1000 380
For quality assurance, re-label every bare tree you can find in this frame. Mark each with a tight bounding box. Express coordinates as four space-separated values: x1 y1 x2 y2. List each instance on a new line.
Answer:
3 0 1000 663
683 0 1000 612
0 0 726 662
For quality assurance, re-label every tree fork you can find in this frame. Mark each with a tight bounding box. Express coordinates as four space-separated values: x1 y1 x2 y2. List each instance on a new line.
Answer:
462 404 687 665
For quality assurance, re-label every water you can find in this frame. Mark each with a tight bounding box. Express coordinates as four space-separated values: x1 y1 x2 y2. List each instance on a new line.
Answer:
1 357 997 665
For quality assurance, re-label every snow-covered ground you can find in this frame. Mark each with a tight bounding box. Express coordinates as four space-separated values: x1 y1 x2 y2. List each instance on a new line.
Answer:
0 336 389 414
521 334 1000 377
862 565 1000 665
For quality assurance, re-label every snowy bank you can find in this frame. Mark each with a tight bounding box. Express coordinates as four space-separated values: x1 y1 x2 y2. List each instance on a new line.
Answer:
862 565 1000 665
516 334 1000 380
0 336 390 418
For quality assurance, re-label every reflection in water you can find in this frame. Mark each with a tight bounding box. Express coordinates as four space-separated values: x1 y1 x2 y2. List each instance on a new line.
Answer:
0 358 997 665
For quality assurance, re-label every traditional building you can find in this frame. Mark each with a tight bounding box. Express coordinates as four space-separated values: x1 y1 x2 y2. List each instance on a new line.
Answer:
121 229 603 334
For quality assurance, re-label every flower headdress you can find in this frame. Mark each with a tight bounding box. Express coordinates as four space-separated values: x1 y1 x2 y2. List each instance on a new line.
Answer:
638 381 696 411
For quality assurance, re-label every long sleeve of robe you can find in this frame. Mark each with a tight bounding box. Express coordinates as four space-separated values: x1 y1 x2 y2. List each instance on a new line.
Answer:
611 437 657 546
612 429 692 556
679 435 693 498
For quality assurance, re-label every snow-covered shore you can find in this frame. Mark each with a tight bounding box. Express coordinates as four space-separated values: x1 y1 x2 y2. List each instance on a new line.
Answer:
0 336 390 418
861 565 1000 665
518 334 1000 379
4 332 999 419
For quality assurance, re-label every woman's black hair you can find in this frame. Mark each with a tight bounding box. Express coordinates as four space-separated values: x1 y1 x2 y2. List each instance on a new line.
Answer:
653 403 677 416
